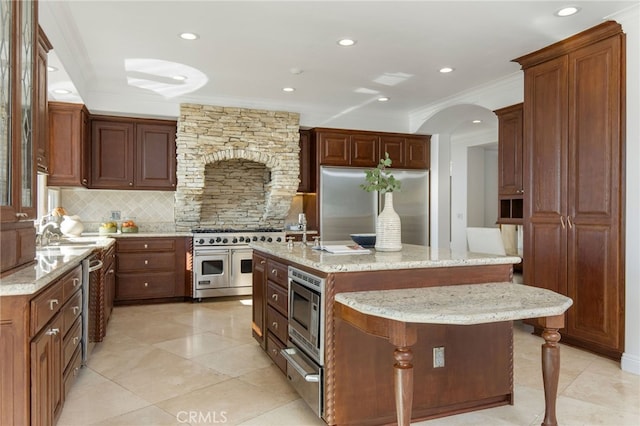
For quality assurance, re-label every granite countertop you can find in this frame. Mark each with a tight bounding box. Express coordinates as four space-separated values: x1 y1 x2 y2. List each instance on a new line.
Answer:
250 241 522 273
335 283 573 325
0 237 116 297
84 231 192 238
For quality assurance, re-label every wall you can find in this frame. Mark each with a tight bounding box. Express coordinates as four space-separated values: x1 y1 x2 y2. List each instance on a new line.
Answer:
58 188 175 232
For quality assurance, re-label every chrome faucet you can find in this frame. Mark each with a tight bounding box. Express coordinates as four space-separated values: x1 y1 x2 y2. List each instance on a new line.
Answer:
298 213 308 246
36 221 61 247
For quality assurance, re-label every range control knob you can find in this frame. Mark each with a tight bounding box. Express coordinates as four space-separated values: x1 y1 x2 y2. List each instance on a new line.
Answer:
245 236 250 242
197 239 205 244
260 236 266 241
222 238 228 244
232 237 238 244
267 237 273 242
216 237 222 243
276 237 282 242
252 236 258 241
209 239 215 244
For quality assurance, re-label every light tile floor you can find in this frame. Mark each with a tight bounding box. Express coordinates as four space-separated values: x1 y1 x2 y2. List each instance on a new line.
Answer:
58 299 640 426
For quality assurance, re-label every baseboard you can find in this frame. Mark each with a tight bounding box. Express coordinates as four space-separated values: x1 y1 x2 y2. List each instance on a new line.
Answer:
621 352 640 375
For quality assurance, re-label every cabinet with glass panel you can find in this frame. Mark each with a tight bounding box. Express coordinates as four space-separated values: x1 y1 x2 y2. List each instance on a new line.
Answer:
1 0 38 274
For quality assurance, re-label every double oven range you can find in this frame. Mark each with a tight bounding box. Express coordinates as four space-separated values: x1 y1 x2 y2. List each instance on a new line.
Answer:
192 228 285 300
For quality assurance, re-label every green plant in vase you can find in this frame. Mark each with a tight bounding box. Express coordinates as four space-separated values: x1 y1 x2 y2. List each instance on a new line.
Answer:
360 152 401 194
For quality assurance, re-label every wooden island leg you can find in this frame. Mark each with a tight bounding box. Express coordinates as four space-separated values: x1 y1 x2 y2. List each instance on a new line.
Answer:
539 315 564 426
394 346 414 426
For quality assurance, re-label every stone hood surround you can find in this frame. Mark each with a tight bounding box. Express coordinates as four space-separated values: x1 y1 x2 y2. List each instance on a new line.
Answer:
175 104 300 231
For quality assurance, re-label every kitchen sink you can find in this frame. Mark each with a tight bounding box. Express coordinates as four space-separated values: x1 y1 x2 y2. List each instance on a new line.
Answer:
44 236 110 248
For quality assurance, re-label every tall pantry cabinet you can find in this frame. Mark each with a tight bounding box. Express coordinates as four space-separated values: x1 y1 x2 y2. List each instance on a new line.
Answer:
514 21 625 359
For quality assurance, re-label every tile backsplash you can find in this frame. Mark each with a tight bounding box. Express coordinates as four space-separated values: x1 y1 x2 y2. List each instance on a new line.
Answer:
58 188 175 232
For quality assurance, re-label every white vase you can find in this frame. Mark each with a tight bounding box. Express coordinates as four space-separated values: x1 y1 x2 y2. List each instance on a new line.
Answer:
375 192 402 252
60 215 84 237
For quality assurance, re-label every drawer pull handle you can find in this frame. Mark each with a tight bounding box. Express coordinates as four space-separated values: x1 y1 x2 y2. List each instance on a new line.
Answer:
49 299 59 310
73 367 79 376
271 269 277 276
272 322 278 330
73 336 79 345
260 260 266 264
72 278 80 287
272 348 278 356
144 282 149 287
144 244 148 249
144 260 149 265
46 328 59 336
271 294 278 302
72 306 80 315
108 269 115 275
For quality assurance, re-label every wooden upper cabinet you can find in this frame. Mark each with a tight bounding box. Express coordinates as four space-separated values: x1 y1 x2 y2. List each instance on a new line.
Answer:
314 128 430 169
135 123 176 189
297 129 315 193
405 136 430 169
34 26 52 174
90 116 177 190
494 103 523 196
317 130 350 165
48 102 90 187
350 133 378 167
91 119 135 188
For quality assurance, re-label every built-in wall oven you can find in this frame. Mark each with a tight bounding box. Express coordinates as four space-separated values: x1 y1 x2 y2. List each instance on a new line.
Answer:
192 229 284 299
281 266 325 417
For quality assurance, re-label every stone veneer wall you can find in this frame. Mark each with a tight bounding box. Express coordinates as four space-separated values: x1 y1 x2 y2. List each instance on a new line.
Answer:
175 104 300 231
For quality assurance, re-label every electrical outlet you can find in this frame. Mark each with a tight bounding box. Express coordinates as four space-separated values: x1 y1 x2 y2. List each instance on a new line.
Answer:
110 211 121 220
433 346 445 368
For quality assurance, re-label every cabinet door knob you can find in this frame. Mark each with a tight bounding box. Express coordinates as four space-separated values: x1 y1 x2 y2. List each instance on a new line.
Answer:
129 182 133 186
49 299 59 310
73 278 80 287
73 336 79 345
260 260 266 264
272 322 278 330
560 216 566 229
144 260 149 265
271 269 277 276
72 306 80 314
144 282 149 287
144 244 148 249
46 328 60 336
271 294 278 302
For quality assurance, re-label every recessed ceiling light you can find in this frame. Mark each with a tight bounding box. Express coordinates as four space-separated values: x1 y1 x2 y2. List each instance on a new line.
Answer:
472 119 482 124
377 97 390 102
179 32 199 40
52 89 71 95
47 66 58 72
282 87 295 92
439 67 454 73
337 38 356 47
556 6 580 17
172 75 187 81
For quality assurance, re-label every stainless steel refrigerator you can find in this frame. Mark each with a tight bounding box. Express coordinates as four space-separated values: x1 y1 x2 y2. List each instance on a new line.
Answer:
319 166 429 245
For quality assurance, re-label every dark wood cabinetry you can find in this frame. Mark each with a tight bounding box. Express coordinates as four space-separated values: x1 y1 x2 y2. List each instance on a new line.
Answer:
34 26 52 174
114 237 187 303
297 129 315 193
313 128 430 169
1 262 83 425
515 21 625 358
252 252 289 374
494 103 524 224
48 102 90 187
91 116 176 190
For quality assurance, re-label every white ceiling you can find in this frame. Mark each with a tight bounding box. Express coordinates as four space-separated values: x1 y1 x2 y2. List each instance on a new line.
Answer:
39 0 636 134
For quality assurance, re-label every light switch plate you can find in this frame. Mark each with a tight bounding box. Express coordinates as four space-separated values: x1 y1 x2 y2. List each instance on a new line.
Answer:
111 211 121 220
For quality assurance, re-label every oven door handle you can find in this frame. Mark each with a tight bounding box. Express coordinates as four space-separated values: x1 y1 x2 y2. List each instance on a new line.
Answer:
280 348 320 382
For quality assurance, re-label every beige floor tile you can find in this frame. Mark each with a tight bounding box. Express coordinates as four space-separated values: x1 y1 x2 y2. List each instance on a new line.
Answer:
89 346 177 380
153 331 244 359
111 355 231 403
57 380 150 425
92 405 184 426
237 364 298 397
191 342 274 377
116 320 200 344
157 377 298 425
562 369 640 417
238 399 324 426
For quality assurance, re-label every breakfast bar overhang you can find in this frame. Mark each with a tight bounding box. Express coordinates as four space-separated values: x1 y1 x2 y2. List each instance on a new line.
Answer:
335 283 573 426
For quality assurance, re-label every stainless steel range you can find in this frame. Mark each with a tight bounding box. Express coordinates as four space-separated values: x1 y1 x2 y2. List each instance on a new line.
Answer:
192 228 285 300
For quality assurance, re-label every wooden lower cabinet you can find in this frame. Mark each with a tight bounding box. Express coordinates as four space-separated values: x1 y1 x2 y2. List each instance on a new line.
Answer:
1 263 84 425
114 237 188 303
252 252 289 374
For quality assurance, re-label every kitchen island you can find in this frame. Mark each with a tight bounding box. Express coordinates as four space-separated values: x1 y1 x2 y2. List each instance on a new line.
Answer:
250 242 523 425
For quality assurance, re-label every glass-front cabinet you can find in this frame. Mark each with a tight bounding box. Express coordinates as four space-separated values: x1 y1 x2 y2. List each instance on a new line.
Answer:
1 0 36 222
